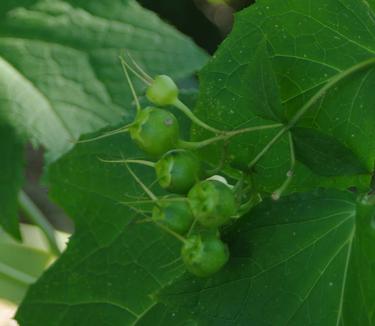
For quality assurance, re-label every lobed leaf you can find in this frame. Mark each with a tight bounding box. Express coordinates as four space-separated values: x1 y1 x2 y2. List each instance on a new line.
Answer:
19 149 375 325
193 0 375 193
0 0 208 160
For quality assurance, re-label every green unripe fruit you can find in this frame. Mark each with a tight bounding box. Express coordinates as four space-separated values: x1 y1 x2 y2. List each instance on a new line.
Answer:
155 149 201 194
181 232 229 277
152 197 194 235
146 75 179 106
129 107 179 158
188 180 237 228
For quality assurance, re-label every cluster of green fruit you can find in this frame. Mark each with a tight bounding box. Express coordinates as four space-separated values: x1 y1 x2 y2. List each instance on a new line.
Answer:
124 75 238 277
79 57 268 277
81 61 245 277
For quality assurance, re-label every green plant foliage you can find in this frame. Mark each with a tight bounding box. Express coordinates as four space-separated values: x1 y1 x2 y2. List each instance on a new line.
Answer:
8 0 375 325
16 132 186 325
156 190 375 325
0 0 207 159
0 124 24 239
0 225 54 304
292 127 369 176
193 0 375 193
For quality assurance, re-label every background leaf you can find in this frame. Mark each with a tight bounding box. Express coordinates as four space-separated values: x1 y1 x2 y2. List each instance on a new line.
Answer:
12 1 375 325
16 132 186 325
0 123 24 239
193 0 375 193
16 129 375 325
292 127 369 176
0 0 208 159
0 224 55 304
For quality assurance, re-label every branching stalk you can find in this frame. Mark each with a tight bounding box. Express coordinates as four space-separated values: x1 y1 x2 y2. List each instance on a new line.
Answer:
178 123 283 150
271 132 296 200
99 158 155 167
173 99 223 134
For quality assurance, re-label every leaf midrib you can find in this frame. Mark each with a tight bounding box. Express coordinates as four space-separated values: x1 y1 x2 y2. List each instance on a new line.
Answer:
336 225 355 326
285 238 353 325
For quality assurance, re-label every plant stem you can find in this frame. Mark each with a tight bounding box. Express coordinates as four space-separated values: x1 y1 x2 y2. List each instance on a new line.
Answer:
120 197 188 206
125 164 158 202
0 261 37 285
187 218 198 237
155 222 187 243
271 132 295 200
248 57 375 169
126 52 154 83
123 199 187 244
18 191 61 256
178 135 227 150
119 56 141 113
99 158 155 167
75 125 131 144
119 54 152 86
178 123 283 150
173 99 223 134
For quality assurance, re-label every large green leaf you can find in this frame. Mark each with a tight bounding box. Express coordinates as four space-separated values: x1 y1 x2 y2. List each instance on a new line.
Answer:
16 132 186 325
0 124 24 239
18 138 375 326
193 0 375 193
0 0 207 159
153 191 375 325
14 1 375 325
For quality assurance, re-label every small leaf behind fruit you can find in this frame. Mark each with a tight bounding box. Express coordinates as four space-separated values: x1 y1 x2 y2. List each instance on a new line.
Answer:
292 127 370 176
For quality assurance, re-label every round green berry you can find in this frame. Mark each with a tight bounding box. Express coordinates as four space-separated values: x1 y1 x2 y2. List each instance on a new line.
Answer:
129 107 179 158
181 232 229 277
188 180 237 228
152 197 194 235
155 149 201 194
146 75 179 106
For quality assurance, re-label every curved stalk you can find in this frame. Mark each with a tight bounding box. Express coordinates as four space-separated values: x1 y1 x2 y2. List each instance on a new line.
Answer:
173 99 223 134
99 158 155 167
0 261 37 285
271 132 295 200
74 125 131 144
18 191 61 256
178 123 283 150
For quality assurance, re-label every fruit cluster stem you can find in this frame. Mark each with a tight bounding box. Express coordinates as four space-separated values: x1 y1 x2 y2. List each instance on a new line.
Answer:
173 99 223 134
178 123 283 150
